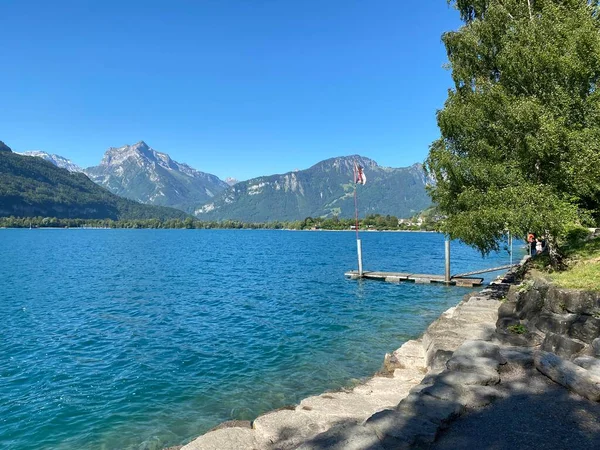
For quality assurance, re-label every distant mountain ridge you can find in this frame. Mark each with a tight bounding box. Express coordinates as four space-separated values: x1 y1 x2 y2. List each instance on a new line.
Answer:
0 141 188 220
17 151 83 173
13 142 434 221
85 141 229 213
196 155 432 222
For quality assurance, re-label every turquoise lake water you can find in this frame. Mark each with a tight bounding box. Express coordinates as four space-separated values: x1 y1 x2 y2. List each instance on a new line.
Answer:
0 229 517 449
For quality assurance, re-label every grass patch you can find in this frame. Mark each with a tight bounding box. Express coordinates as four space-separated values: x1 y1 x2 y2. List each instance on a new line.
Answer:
563 234 600 258
550 262 600 291
507 323 527 334
548 236 600 291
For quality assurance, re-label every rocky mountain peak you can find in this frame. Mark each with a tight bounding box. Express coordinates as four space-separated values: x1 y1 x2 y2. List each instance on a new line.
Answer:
310 155 379 174
17 151 83 172
133 140 149 150
343 154 378 167
100 141 154 167
86 141 229 213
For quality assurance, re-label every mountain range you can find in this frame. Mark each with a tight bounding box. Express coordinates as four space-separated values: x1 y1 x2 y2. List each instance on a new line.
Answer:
0 142 188 220
196 156 432 222
12 141 433 221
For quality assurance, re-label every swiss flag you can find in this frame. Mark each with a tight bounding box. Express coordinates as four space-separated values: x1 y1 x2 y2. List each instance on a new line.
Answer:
354 162 367 185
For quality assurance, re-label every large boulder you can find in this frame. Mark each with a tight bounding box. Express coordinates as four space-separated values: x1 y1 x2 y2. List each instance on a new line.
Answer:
544 286 600 315
531 311 577 335
569 315 600 344
516 287 545 321
541 332 587 359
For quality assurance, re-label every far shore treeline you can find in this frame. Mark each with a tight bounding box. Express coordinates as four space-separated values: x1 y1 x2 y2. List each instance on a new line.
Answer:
0 213 437 232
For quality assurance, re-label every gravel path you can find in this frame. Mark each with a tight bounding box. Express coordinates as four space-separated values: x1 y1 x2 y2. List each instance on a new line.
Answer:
432 365 600 450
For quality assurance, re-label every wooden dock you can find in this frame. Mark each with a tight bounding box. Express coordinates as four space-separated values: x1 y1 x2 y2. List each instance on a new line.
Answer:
344 270 484 287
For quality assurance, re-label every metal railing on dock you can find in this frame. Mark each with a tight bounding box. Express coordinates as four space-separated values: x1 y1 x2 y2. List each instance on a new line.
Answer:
451 264 519 279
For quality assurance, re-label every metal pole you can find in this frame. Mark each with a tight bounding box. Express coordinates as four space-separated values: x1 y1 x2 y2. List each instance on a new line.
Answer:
509 231 513 266
357 239 364 277
444 238 451 283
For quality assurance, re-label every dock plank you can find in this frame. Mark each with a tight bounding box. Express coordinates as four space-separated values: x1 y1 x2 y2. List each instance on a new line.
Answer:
344 270 483 287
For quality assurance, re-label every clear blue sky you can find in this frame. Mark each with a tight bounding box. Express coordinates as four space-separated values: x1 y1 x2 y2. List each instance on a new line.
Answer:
1 0 462 181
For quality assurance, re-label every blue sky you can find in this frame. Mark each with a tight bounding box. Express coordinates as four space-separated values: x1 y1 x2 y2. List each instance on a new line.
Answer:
1 0 462 180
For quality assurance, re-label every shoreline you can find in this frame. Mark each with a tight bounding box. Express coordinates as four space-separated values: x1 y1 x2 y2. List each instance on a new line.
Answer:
0 227 435 232
177 267 518 449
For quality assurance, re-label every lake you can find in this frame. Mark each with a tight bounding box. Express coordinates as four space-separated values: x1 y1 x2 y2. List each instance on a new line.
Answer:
0 229 517 449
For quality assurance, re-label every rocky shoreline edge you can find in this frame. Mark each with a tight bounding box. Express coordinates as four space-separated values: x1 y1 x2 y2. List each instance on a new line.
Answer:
173 258 600 450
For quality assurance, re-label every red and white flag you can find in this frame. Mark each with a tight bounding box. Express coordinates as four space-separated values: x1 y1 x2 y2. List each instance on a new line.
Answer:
354 162 367 185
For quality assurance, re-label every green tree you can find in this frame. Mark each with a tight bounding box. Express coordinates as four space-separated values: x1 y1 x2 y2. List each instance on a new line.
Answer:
426 0 600 267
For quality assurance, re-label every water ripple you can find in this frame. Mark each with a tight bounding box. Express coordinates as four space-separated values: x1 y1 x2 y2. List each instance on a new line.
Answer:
0 229 517 449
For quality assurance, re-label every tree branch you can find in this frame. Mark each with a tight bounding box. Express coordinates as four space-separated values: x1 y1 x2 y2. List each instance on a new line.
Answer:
497 0 515 20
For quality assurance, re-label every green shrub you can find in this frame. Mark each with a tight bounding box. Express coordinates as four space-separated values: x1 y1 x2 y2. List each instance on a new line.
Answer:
564 225 592 249
517 280 535 293
507 324 527 334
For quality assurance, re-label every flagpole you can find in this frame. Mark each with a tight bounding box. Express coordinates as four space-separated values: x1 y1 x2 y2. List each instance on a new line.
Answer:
354 162 363 277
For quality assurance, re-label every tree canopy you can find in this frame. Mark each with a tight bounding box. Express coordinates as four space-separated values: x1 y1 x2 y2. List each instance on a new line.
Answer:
426 0 600 264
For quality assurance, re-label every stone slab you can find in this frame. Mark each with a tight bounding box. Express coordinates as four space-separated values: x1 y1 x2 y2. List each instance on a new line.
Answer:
296 421 383 450
365 408 441 449
181 427 258 450
297 392 378 421
423 369 501 387
446 355 502 375
253 409 325 449
452 340 505 363
499 347 535 369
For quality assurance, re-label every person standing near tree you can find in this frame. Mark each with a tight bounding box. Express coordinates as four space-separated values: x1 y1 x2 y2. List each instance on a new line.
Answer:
536 238 544 255
528 233 536 256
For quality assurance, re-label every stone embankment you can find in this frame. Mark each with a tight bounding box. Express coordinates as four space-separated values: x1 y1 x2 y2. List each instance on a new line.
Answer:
497 271 600 400
181 261 600 450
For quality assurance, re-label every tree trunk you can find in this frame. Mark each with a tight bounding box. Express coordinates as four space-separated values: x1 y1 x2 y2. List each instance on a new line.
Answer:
546 232 566 271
